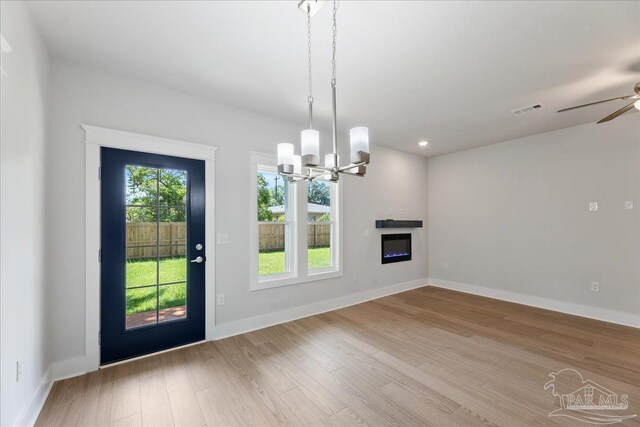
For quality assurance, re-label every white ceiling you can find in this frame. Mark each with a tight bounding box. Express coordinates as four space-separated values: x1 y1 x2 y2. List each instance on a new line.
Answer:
26 1 640 157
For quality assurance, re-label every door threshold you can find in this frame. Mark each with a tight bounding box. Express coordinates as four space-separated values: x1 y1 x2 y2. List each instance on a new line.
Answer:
100 339 206 369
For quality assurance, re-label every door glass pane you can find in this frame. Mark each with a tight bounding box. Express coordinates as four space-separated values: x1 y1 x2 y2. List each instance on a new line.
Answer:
125 164 188 329
126 207 157 248
126 166 158 206
159 256 187 284
126 207 158 289
159 169 187 206
159 206 186 286
126 256 158 289
127 246 158 261
159 283 187 322
159 207 186 246
126 287 158 329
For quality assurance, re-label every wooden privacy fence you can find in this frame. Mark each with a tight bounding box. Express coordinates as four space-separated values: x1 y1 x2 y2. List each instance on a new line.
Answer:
259 223 331 252
126 222 187 259
127 222 330 257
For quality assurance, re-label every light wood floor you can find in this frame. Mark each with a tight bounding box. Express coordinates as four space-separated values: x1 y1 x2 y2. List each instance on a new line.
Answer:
36 287 640 426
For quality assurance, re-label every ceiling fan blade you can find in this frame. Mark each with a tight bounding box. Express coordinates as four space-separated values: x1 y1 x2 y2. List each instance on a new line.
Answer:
596 102 636 124
557 94 637 113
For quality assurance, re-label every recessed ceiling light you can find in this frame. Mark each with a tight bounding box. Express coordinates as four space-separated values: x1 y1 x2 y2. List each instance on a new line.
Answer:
418 141 428 147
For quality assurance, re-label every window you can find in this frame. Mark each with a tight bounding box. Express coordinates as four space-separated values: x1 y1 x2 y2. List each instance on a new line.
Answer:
256 167 294 278
307 180 336 272
250 153 341 290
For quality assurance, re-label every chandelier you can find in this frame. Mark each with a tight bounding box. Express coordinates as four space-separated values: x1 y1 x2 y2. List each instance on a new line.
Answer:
277 0 370 183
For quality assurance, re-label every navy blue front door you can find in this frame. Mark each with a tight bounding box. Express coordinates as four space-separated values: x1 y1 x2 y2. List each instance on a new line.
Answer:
100 147 205 364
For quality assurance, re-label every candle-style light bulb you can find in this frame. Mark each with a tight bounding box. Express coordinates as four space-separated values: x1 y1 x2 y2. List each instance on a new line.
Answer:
350 127 370 164
301 130 320 166
277 143 294 174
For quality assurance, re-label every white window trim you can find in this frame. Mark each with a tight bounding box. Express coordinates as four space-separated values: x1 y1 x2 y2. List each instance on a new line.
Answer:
251 162 299 287
83 125 217 372
249 151 343 291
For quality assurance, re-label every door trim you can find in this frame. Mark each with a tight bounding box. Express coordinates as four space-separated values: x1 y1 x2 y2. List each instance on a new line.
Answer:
83 125 217 371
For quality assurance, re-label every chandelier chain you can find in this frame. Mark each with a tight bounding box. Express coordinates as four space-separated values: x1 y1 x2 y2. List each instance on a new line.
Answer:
275 0 368 184
307 4 312 102
331 0 338 86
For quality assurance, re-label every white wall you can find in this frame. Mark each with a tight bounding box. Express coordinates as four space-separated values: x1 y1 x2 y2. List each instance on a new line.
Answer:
0 2 51 426
46 59 428 366
428 114 640 325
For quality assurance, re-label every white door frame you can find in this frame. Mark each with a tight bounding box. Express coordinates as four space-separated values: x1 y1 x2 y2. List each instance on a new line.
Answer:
82 125 217 371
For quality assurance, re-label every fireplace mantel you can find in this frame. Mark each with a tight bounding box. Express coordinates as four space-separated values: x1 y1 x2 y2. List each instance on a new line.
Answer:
375 219 423 228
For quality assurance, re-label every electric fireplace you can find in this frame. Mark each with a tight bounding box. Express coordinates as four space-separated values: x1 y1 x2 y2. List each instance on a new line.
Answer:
381 233 412 264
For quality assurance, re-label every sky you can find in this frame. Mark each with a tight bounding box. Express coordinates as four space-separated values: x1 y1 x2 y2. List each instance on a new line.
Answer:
261 171 284 190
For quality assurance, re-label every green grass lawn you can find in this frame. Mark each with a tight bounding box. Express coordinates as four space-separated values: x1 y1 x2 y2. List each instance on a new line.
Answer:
126 257 186 287
259 247 331 275
126 257 186 315
125 248 332 314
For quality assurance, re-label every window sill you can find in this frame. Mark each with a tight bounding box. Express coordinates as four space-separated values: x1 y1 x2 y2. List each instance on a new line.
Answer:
250 269 342 291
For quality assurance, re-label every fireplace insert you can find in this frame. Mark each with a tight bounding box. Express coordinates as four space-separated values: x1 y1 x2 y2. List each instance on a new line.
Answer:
381 233 412 264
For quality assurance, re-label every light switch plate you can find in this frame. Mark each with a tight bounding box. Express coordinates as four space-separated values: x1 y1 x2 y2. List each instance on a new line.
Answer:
589 202 598 212
625 201 634 210
217 233 229 244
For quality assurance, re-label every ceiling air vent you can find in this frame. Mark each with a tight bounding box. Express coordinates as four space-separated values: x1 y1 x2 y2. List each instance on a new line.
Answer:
511 104 543 117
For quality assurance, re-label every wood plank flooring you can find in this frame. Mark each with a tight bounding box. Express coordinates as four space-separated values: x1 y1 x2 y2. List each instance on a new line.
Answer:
36 287 640 426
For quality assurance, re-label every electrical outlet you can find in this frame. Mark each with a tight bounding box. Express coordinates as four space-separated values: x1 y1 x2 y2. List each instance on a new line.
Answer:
399 208 405 216
625 201 634 210
353 271 358 281
590 282 600 292
217 294 226 305
589 202 598 212
16 359 22 382
443 262 448 270
364 229 370 237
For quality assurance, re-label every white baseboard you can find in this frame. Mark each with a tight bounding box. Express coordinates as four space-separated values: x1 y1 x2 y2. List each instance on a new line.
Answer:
13 366 52 427
44 280 428 376
17 277 636 426
50 355 94 381
20 278 427 426
13 355 94 426
211 278 429 340
429 278 640 328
